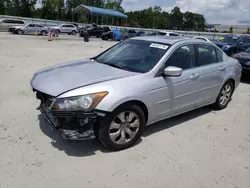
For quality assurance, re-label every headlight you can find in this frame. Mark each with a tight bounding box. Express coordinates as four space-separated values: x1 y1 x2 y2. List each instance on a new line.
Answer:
51 91 108 111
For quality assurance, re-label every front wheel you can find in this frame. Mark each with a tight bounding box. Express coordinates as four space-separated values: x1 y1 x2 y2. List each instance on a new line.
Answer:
98 103 145 151
17 29 24 35
213 81 234 110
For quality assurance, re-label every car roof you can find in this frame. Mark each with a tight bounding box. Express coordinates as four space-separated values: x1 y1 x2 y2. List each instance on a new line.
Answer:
131 36 197 45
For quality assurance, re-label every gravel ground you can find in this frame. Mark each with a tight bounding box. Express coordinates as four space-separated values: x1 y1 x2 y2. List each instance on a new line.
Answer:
0 33 250 188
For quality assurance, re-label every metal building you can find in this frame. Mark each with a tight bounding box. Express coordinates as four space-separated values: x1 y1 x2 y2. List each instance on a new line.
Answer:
72 5 128 26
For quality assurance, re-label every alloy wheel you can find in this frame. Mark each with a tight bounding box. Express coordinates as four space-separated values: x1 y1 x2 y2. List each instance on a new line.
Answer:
109 111 140 144
220 84 232 106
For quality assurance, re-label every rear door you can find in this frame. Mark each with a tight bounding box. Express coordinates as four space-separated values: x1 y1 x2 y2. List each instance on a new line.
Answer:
194 43 226 107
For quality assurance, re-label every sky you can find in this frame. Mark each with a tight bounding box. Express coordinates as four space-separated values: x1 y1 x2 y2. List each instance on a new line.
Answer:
121 0 250 25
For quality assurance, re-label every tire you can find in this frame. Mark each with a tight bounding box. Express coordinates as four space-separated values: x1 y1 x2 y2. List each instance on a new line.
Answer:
41 30 47 36
124 36 128 40
97 103 146 151
71 30 76 35
212 80 234 110
17 29 23 35
229 49 235 57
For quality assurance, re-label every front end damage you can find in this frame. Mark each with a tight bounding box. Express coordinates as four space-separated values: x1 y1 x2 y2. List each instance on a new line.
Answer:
35 90 103 140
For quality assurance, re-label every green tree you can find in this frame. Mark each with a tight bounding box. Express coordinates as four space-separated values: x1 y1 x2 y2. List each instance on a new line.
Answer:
170 7 183 30
0 0 5 14
229 27 233 33
247 28 250 34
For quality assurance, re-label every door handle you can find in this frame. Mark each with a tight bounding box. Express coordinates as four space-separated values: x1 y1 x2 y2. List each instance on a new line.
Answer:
190 73 199 80
219 66 226 71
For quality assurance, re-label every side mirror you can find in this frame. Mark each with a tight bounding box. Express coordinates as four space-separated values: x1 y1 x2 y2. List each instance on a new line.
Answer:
163 66 183 77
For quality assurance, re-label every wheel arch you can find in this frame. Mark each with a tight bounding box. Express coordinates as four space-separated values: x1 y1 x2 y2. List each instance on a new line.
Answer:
100 99 149 124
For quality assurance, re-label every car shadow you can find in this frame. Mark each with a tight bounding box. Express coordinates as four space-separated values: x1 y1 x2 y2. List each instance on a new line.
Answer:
241 74 250 84
38 107 212 157
143 106 212 137
38 114 107 157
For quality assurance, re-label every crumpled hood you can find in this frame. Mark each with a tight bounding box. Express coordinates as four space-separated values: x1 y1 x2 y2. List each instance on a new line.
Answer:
30 59 139 96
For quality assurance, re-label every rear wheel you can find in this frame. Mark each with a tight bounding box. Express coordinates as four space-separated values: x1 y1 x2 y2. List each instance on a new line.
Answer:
213 80 234 110
98 103 145 151
71 30 77 35
41 30 47 36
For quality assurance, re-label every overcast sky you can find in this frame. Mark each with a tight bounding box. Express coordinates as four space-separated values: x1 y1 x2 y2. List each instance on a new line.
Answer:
121 0 250 25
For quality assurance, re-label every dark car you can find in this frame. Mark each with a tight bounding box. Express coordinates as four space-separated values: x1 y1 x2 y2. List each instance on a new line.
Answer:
101 30 113 40
86 25 110 38
213 34 250 56
232 46 250 75
136 31 145 36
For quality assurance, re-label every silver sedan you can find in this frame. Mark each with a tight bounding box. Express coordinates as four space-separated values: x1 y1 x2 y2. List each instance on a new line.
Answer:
30 36 242 151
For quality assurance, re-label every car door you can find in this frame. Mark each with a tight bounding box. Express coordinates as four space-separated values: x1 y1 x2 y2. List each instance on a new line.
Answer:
25 24 36 34
194 43 226 107
150 44 199 122
164 44 201 115
60 25 68 33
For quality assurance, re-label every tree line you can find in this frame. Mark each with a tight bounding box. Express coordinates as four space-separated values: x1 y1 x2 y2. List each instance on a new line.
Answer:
0 0 207 31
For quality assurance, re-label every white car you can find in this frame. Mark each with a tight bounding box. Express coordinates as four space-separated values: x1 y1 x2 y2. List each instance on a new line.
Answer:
0 18 25 32
157 31 182 36
193 36 211 42
52 24 78 35
11 23 49 35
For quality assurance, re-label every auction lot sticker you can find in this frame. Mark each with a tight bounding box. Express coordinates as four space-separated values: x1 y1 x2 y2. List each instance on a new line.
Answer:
150 43 169 50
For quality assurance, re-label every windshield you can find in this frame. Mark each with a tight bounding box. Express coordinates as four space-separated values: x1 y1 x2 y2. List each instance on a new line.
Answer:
245 47 250 52
95 39 170 73
220 36 238 44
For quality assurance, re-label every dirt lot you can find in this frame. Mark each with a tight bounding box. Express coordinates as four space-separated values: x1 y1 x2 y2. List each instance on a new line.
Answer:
0 33 250 188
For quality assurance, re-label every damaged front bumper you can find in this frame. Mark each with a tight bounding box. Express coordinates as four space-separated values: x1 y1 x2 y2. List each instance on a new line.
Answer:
36 91 105 141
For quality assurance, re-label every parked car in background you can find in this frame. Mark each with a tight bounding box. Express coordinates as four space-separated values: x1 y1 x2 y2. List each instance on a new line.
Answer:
0 19 25 32
101 30 114 40
157 31 182 36
52 24 78 35
232 46 250 75
141 31 181 37
120 29 137 40
86 25 110 38
10 23 49 35
137 31 145 36
30 36 241 151
193 36 211 42
213 34 250 56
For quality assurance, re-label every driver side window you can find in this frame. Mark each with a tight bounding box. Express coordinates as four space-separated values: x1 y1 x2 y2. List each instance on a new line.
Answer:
165 44 195 70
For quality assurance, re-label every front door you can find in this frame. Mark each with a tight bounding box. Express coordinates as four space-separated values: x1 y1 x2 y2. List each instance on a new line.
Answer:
194 44 226 106
155 44 200 120
165 44 200 115
25 24 36 34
